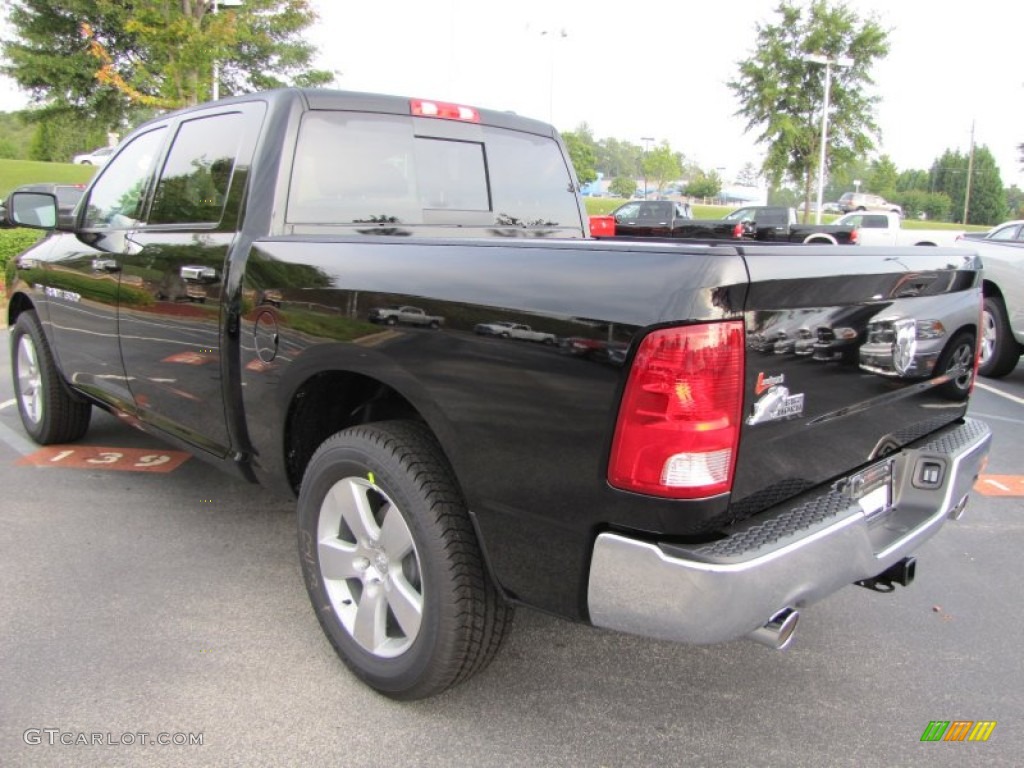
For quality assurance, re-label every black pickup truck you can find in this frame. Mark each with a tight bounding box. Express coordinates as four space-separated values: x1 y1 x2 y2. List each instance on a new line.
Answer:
601 201 859 244
5 88 990 700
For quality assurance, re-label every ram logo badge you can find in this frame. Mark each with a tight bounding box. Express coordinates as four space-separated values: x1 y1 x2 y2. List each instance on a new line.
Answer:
755 371 786 395
748 372 805 425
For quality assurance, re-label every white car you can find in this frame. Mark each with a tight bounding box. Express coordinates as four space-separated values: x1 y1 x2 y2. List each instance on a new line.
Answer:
72 147 115 166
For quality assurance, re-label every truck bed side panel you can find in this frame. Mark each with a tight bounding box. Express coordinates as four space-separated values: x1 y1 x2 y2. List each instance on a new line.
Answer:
238 238 748 617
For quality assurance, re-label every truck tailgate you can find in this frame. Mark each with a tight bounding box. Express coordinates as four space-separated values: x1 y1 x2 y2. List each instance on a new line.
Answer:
730 245 982 520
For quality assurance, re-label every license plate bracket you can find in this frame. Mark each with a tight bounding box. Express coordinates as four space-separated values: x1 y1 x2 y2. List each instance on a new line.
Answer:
841 460 894 520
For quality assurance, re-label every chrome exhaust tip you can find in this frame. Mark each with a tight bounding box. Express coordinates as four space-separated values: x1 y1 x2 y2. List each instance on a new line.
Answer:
948 494 969 521
747 607 799 650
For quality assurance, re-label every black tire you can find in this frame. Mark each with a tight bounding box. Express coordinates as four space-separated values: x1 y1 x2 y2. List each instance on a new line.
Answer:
297 420 512 700
979 296 1021 378
934 331 976 400
10 310 92 444
428 320 440 330
386 316 397 326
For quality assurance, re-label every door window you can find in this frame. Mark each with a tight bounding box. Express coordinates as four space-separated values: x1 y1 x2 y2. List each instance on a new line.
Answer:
149 113 245 225
81 128 166 229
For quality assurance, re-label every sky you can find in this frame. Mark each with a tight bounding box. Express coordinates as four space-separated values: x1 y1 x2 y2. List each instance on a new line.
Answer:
1 0 1021 189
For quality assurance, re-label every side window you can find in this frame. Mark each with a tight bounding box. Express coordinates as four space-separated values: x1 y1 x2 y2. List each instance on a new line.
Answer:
81 128 166 230
148 112 244 226
288 113 419 225
614 203 641 222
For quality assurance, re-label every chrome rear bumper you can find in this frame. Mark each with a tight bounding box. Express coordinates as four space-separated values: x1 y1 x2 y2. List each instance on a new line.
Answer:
587 418 991 645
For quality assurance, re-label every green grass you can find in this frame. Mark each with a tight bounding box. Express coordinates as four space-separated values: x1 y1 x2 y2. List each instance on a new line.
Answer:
0 158 96 198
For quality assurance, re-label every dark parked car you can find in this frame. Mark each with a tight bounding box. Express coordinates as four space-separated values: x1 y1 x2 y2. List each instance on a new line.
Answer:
1 183 85 229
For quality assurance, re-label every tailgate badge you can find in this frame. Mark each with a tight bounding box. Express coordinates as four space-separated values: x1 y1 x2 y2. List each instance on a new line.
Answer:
748 374 805 426
755 371 786 395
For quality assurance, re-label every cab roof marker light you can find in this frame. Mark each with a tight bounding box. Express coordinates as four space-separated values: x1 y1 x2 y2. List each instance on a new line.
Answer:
410 99 481 123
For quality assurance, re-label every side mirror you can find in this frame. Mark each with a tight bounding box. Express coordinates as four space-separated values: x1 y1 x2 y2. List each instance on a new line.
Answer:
7 191 58 230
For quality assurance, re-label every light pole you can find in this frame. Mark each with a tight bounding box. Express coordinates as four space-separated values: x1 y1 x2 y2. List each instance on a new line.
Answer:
804 54 853 223
641 136 654 198
211 0 244 101
538 27 568 124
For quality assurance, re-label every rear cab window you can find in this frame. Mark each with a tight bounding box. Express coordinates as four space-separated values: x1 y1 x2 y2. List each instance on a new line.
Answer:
285 110 583 237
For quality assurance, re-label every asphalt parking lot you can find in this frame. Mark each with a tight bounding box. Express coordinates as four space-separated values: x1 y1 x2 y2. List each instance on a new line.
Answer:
0 329 1021 767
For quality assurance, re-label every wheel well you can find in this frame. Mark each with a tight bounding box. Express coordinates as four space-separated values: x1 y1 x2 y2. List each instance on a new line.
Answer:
284 370 422 492
803 234 836 245
982 279 1003 301
6 291 33 327
913 241 937 246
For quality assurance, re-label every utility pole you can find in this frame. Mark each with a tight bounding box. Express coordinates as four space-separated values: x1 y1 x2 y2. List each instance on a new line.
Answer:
962 121 975 225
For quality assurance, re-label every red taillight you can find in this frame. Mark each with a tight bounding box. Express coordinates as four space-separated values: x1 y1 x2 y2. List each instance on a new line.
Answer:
731 222 745 239
850 228 859 244
608 321 745 499
410 99 480 122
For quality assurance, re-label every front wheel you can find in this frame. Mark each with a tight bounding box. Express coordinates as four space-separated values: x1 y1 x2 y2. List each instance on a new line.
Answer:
297 420 512 699
10 310 92 444
934 331 975 400
979 296 1021 378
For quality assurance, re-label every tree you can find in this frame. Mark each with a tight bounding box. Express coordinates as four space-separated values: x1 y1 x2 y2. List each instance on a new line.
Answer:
866 154 898 198
898 190 951 221
1006 185 1023 219
736 162 761 187
562 131 598 185
595 137 642 178
729 1 889 211
28 111 109 162
895 169 930 193
962 146 1008 225
684 170 722 200
641 141 682 194
1 0 331 132
932 146 1008 225
609 176 636 199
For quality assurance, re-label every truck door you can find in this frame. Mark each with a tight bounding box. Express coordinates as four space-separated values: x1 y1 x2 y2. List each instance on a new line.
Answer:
116 104 264 457
42 127 168 410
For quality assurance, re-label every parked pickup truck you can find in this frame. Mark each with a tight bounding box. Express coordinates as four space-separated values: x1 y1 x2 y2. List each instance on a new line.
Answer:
600 202 859 244
369 305 444 328
473 320 557 344
5 88 991 700
956 238 1024 377
835 211 964 248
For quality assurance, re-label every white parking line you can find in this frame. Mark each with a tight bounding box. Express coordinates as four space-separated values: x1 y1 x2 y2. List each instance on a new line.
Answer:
0 419 37 456
972 411 1024 426
0 399 16 410
975 381 1024 406
983 478 1011 492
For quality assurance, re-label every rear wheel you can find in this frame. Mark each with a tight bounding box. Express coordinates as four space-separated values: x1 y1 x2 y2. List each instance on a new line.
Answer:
934 331 976 400
979 296 1021 378
10 310 91 444
297 420 512 699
